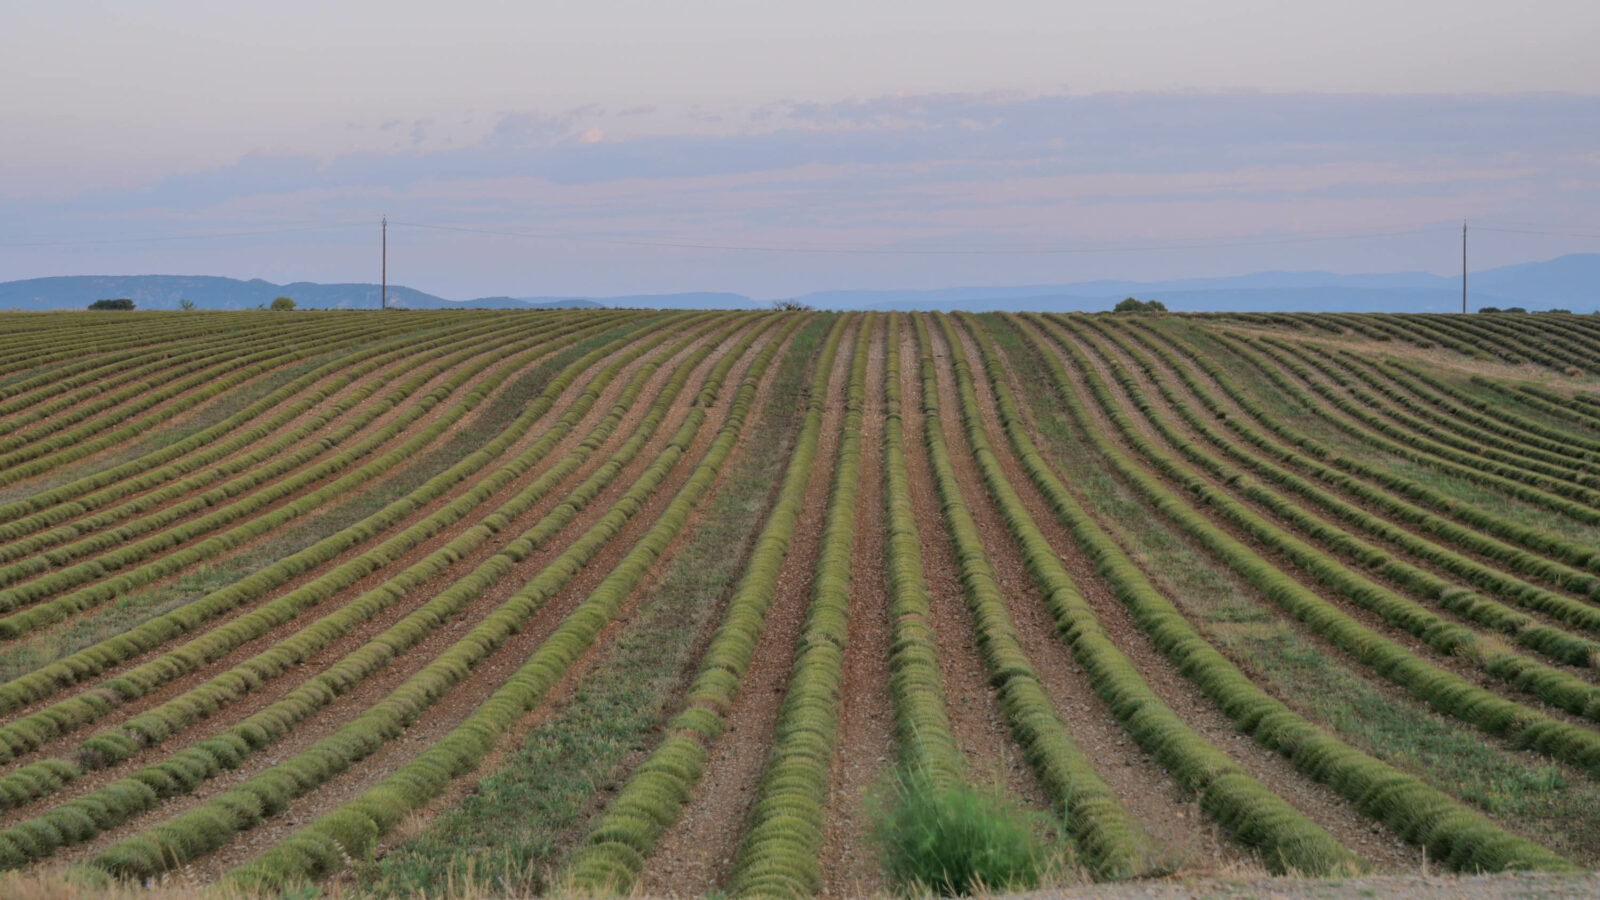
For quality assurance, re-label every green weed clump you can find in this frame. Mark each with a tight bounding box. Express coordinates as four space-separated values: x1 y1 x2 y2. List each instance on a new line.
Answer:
871 768 1051 897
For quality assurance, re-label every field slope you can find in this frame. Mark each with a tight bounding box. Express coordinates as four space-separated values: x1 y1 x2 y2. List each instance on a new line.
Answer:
0 309 1597 897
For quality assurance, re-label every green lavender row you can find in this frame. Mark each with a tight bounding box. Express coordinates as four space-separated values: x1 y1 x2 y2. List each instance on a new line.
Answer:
0 315 750 870
985 313 1574 873
0 316 651 731
219 307 800 892
919 315 1150 878
0 315 746 814
0 321 583 639
1032 315 1600 780
560 314 842 895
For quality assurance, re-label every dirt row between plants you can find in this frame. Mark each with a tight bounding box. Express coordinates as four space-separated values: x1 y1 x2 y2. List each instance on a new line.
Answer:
5 321 753 851
0 321 624 754
0 321 342 448
1008 870 1600 900
0 320 384 491
1062 320 1600 745
930 319 1255 873
895 315 1049 812
970 316 1421 873
359 315 814 880
186 317 782 879
1221 329 1600 538
0 318 513 549
819 314 896 897
1083 324 1600 690
0 323 558 640
0 317 456 508
638 315 859 898
1128 323 1600 629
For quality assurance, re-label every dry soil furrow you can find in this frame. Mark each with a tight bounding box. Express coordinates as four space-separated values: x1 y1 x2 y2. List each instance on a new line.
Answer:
0 319 735 795
1058 321 1600 733
0 319 662 745
932 318 1245 870
819 314 895 897
192 315 783 879
1005 315 1423 872
895 316 1048 810
638 316 859 899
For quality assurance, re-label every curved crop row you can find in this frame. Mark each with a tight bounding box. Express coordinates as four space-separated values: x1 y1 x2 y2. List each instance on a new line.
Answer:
1109 324 1600 640
1196 330 1600 567
0 313 529 552
220 304 801 893
1422 315 1594 373
0 320 596 639
981 313 1576 873
0 322 317 437
0 313 538 529
0 323 547 588
0 315 755 814
1270 337 1600 490
1235 335 1600 525
1506 383 1600 431
0 316 218 378
1376 357 1600 454
0 317 403 482
0 316 658 732
76 318 740 880
1061 317 1600 707
1329 351 1600 478
1369 358 1600 461
916 315 1150 878
1029 315 1600 779
560 315 845 895
0 319 207 384
0 314 760 868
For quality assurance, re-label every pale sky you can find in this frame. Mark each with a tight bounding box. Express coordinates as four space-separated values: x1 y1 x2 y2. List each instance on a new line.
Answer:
3 1 1599 298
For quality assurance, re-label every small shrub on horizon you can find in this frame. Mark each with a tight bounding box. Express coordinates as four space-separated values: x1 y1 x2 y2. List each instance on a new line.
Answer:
1113 297 1167 314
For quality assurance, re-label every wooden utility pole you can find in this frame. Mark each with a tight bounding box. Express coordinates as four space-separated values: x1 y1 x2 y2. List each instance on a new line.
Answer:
381 216 387 310
1462 220 1467 314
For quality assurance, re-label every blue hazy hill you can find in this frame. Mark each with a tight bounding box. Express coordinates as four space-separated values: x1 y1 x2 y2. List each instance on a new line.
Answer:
1 253 1594 313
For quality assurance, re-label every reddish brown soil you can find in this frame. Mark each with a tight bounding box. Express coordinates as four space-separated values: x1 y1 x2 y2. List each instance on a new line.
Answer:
819 316 896 897
930 320 1244 872
0 326 593 734
640 317 857 898
379 317 806 865
49 321 771 874
972 316 1422 872
895 317 1049 810
3 323 747 830
1066 323 1600 733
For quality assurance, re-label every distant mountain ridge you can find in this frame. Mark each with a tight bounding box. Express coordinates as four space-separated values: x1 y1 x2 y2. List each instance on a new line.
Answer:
1 253 1595 313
